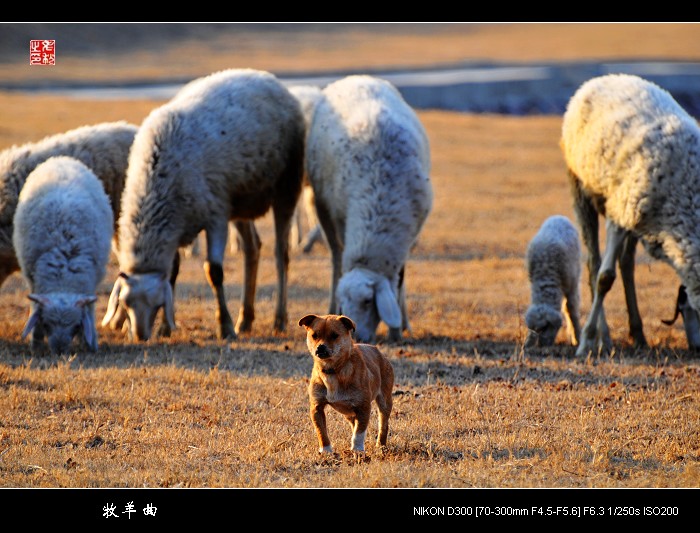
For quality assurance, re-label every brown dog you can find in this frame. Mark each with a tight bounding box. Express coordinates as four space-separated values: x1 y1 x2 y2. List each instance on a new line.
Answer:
299 313 394 454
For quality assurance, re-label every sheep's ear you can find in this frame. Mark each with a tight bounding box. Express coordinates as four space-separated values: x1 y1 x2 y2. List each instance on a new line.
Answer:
298 314 319 328
74 295 97 308
21 307 41 340
102 277 124 327
81 307 98 352
28 294 51 307
24 294 50 338
375 278 402 330
162 279 176 332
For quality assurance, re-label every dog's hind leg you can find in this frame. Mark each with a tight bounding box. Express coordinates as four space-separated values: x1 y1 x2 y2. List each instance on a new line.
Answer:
375 394 392 447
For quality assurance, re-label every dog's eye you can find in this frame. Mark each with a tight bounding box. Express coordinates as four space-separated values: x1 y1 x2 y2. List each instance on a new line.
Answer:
329 332 339 341
311 333 319 340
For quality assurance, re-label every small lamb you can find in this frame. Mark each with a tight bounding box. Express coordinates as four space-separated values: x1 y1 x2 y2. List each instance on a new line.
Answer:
13 156 113 354
524 215 582 348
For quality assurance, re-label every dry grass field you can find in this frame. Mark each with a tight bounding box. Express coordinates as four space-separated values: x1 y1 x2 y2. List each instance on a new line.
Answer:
0 25 698 515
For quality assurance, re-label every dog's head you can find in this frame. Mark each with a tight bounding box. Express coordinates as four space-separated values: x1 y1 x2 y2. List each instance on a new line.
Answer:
298 314 357 364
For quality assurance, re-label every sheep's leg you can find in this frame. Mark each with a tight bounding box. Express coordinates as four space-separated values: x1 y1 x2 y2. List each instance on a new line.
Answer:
290 204 302 251
272 201 295 333
232 220 259 334
314 201 343 314
577 220 627 357
619 233 647 348
302 186 326 254
570 172 612 350
157 251 179 338
303 225 325 254
398 264 411 334
228 222 243 255
204 222 236 340
564 286 581 346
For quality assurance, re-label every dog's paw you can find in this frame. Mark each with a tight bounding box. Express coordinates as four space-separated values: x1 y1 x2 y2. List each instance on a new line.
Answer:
315 452 341 467
375 444 389 457
350 450 371 464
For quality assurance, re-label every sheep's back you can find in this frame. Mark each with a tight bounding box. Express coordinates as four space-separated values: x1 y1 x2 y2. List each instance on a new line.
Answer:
13 156 113 293
118 69 304 271
561 74 700 231
308 75 432 271
526 216 581 286
125 69 303 210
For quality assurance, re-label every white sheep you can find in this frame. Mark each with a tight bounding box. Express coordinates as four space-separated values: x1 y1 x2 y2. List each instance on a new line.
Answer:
102 68 305 342
13 156 113 354
562 73 700 356
306 75 433 343
524 215 582 348
0 121 137 287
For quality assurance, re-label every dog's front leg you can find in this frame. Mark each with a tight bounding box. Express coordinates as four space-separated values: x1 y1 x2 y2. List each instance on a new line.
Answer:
349 409 371 453
311 402 333 453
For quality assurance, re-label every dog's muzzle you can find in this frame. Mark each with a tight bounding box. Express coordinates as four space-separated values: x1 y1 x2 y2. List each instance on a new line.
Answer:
315 344 330 359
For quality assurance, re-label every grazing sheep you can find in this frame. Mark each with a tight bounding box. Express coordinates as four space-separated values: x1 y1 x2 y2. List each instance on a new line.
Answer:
288 84 327 254
102 68 304 342
0 121 137 287
524 215 581 348
306 75 433 343
13 156 113 354
562 73 700 356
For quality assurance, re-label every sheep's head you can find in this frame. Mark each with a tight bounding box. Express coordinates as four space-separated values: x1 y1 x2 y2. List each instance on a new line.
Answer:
336 268 402 344
22 293 97 354
524 304 563 347
102 272 174 342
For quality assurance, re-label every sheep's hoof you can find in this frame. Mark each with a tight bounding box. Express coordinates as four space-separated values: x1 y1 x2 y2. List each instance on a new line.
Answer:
157 323 172 338
575 334 597 358
273 315 287 333
235 315 253 334
387 327 402 343
630 330 648 349
219 323 237 340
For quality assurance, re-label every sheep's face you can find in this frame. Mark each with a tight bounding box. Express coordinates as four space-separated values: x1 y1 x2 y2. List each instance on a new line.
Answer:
524 304 563 347
117 273 173 342
22 293 97 354
336 269 402 344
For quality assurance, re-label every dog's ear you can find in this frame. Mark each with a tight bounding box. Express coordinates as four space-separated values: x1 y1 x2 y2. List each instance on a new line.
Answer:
339 315 356 333
298 314 319 329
